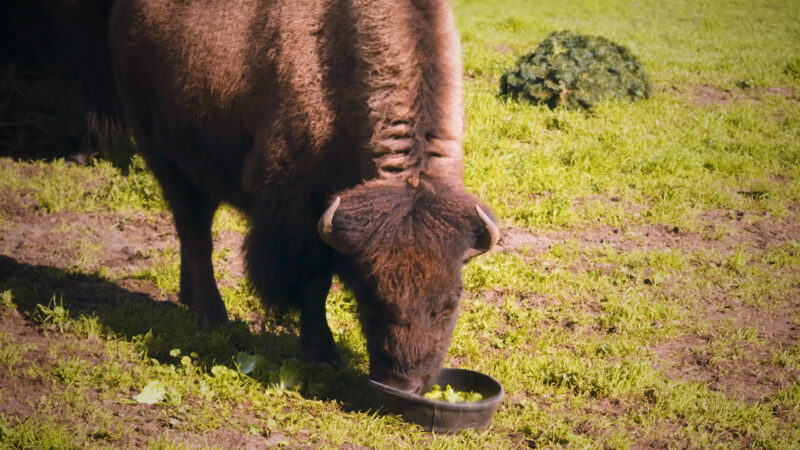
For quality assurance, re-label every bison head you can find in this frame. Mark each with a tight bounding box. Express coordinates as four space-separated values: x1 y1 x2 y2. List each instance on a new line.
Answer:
318 180 498 394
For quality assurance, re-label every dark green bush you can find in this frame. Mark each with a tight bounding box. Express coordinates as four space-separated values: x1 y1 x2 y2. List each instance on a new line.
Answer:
500 31 651 109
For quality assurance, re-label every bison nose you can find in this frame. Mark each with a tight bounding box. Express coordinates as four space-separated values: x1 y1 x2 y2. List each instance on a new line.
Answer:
373 374 426 395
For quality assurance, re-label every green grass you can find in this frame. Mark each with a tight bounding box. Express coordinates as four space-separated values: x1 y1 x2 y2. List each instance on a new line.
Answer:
458 0 800 229
464 89 800 229
1 0 800 447
0 154 165 214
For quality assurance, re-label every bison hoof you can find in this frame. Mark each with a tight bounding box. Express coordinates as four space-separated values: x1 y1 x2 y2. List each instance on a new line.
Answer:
197 311 229 331
302 346 341 368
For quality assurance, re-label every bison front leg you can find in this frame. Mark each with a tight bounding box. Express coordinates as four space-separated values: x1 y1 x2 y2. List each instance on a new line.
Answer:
299 276 341 367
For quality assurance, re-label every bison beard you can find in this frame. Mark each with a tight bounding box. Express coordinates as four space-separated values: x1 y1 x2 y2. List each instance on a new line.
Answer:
108 0 498 394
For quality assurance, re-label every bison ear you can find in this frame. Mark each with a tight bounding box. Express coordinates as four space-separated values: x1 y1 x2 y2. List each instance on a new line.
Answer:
463 205 499 261
318 197 353 254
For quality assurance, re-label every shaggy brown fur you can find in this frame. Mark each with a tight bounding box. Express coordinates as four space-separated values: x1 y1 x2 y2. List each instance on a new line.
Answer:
332 180 494 390
109 0 495 393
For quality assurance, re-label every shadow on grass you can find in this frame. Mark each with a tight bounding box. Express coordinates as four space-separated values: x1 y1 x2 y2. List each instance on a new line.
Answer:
0 254 379 413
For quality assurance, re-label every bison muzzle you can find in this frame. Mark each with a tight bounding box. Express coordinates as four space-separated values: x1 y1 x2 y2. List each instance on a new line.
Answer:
108 0 498 394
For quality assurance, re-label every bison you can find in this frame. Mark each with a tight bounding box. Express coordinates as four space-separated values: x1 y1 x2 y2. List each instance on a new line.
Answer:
108 0 498 394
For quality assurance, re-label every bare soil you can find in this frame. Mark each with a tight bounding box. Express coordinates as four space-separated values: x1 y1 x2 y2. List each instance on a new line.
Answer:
499 205 800 257
668 84 799 106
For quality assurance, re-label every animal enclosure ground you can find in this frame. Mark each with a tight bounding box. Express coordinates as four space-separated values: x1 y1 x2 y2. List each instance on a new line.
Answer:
2 0 800 448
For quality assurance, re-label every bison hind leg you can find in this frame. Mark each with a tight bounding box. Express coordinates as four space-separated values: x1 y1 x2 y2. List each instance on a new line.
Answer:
172 196 228 330
148 159 228 330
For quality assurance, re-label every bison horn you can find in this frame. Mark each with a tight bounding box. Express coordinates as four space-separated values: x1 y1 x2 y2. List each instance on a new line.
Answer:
318 196 352 254
464 205 499 260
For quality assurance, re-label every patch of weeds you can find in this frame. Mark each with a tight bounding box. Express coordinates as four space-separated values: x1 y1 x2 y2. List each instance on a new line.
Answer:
0 155 165 214
463 252 549 293
27 160 107 213
0 415 86 449
69 312 105 340
51 357 91 387
653 381 786 447
100 154 166 211
730 263 790 309
521 419 589 447
696 325 761 368
772 342 800 369
512 191 576 227
770 380 800 418
784 57 800 81
74 236 103 269
220 281 265 321
33 296 71 333
763 240 800 268
725 247 751 275
129 247 181 296
0 332 36 374
0 290 16 312
90 361 135 392
324 285 369 368
596 291 681 337
450 297 504 361
537 352 662 399
213 204 249 235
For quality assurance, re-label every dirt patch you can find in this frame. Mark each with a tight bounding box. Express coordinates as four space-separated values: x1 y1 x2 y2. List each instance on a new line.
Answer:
212 229 246 286
499 223 693 255
497 227 554 254
651 298 800 403
500 206 800 257
652 336 795 402
632 419 691 450
0 308 53 422
573 398 647 444
651 247 800 403
0 204 176 275
491 44 514 55
0 195 246 284
699 208 800 250
128 420 280 449
680 84 797 106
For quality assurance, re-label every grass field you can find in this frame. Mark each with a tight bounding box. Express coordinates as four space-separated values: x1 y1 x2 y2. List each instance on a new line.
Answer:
2 0 800 448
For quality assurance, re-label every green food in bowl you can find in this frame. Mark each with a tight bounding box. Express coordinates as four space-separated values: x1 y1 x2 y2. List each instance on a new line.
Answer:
423 384 483 403
370 368 504 432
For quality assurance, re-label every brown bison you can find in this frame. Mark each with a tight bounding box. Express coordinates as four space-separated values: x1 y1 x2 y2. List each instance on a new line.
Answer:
108 0 498 394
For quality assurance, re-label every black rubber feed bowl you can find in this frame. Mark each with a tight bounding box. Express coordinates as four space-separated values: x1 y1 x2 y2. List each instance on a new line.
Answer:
369 368 504 433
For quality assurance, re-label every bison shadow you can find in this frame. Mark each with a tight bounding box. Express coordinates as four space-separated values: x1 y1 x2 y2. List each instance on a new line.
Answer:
0 254 379 413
